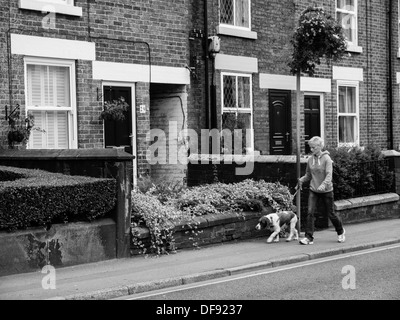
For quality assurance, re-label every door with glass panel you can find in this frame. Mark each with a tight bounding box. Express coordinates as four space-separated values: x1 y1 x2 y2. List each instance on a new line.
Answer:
103 86 133 154
304 95 321 154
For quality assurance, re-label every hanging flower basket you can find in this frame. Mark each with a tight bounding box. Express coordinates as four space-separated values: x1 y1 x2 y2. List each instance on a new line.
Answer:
289 6 347 76
99 97 129 122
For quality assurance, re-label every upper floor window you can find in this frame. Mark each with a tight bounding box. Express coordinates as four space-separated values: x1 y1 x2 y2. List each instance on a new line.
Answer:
18 0 82 17
336 0 362 53
217 0 257 39
337 82 359 146
220 0 250 29
221 73 253 153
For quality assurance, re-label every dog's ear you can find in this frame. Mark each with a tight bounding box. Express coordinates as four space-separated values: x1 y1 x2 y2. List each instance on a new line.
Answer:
260 216 272 228
258 216 269 229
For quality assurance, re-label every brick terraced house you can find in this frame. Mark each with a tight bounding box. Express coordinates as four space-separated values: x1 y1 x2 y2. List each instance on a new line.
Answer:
0 0 399 186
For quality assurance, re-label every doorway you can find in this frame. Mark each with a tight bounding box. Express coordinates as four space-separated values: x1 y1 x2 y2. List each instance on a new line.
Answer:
103 83 137 185
269 90 292 155
304 94 322 154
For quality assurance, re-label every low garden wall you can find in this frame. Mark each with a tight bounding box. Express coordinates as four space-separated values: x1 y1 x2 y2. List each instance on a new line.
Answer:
130 192 400 255
131 210 273 255
0 218 116 277
335 193 400 224
0 149 134 259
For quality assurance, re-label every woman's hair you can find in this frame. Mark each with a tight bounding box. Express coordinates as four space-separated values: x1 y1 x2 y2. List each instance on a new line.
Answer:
309 136 324 148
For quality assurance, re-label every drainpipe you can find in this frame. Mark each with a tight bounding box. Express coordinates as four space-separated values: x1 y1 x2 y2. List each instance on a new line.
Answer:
388 0 394 150
204 0 210 130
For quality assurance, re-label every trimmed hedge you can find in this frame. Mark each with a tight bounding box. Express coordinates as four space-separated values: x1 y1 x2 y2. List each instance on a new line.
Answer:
0 166 117 231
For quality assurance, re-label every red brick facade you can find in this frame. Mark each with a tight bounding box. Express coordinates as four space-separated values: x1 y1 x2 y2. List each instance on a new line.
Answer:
0 0 399 184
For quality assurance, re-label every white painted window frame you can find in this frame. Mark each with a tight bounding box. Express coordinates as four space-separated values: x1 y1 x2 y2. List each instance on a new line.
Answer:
24 57 78 149
336 0 362 53
337 81 360 147
221 72 254 150
218 0 257 39
18 0 82 17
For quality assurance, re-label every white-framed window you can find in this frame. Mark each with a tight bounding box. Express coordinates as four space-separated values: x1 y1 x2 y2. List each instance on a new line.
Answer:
221 72 253 153
220 0 251 30
337 81 359 146
18 0 82 17
336 0 362 53
24 57 77 149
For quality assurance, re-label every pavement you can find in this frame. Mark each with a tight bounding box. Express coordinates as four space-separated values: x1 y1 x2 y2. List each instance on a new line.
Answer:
0 218 399 300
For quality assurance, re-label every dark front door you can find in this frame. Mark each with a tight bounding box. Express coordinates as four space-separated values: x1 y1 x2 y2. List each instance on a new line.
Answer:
269 90 291 155
103 86 132 154
304 95 321 154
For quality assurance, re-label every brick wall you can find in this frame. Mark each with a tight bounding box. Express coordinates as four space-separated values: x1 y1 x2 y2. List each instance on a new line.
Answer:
1 0 399 184
188 0 400 157
0 0 192 183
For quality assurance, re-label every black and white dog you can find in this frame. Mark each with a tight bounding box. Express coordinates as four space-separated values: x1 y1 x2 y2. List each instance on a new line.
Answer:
255 211 299 243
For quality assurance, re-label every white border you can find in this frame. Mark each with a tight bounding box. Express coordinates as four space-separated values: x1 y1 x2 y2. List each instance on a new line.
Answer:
259 74 331 93
333 66 364 82
11 34 95 61
215 54 258 73
92 61 190 84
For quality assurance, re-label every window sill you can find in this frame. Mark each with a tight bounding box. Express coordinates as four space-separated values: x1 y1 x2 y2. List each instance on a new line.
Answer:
18 0 83 17
346 44 363 54
217 25 257 40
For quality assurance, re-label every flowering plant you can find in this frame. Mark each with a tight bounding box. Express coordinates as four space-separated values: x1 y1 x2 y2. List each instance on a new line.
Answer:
99 97 129 121
7 112 43 148
289 6 347 76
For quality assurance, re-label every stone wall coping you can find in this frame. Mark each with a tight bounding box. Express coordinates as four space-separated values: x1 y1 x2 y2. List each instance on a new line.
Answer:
131 210 268 237
0 149 135 161
382 150 400 157
334 193 400 211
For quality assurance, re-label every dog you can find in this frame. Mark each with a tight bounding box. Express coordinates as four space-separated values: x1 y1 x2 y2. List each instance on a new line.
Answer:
255 211 299 243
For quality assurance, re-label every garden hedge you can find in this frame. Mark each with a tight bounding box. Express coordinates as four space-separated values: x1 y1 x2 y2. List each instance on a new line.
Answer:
0 166 116 231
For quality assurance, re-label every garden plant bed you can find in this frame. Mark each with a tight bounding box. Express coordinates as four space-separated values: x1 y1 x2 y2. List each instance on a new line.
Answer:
131 209 272 255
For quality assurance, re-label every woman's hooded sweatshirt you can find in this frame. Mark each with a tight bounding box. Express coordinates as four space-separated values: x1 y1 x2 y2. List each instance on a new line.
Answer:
299 150 333 193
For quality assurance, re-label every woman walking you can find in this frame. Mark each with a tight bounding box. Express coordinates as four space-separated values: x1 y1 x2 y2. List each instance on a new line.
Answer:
298 136 345 245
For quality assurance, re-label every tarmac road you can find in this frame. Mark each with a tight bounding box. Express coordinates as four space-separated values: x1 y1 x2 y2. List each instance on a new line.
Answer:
0 218 399 300
118 244 400 300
